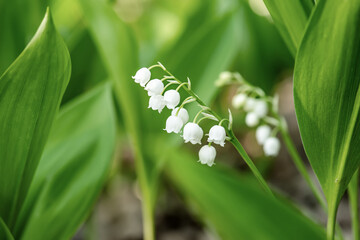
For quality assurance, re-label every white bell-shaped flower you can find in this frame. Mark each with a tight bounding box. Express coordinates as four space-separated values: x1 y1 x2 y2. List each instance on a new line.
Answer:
245 112 259 127
244 97 257 112
164 90 180 109
148 95 165 113
132 67 151 87
164 115 183 133
232 93 247 109
263 137 280 157
253 100 268 118
199 145 216 167
256 125 271 145
171 107 189 124
183 122 203 144
145 79 164 96
207 125 226 147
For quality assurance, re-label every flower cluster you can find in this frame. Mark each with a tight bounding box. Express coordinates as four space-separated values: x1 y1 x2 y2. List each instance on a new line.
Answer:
217 71 281 157
133 64 231 167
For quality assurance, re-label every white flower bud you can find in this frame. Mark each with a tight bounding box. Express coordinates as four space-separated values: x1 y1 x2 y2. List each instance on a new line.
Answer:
148 95 165 113
232 93 247 109
263 137 281 157
164 115 183 133
207 125 226 147
220 71 232 81
132 67 151 87
253 100 268 118
145 79 164 96
164 90 180 109
215 71 232 86
244 97 257 112
199 145 216 167
183 122 203 144
256 125 271 145
245 112 259 127
172 107 189 125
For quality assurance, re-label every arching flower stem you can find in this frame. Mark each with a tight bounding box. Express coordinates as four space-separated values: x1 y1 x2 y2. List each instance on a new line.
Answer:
176 82 189 91
161 76 175 82
193 109 206 123
159 64 274 197
218 118 229 126
161 82 178 95
196 116 218 125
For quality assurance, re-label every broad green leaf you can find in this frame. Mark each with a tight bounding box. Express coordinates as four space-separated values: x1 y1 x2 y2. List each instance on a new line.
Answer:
234 1 292 93
294 0 360 236
263 0 313 56
0 218 14 240
77 0 159 238
0 0 46 73
0 9 71 227
14 84 116 240
62 30 107 104
165 148 326 240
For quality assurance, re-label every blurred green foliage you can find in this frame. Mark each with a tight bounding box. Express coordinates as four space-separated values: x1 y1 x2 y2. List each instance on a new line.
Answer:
0 0 340 239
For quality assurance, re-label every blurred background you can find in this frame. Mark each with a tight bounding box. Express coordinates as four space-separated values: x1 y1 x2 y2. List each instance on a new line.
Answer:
0 0 354 239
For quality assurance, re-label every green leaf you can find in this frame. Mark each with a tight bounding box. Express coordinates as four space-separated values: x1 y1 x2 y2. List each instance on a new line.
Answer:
77 0 160 239
0 8 71 227
294 0 360 237
263 0 313 56
165 149 326 240
0 0 46 73
14 84 116 240
0 218 14 240
233 1 293 93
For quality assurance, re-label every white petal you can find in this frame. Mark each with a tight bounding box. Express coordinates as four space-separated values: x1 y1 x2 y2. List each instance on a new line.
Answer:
232 93 247 109
256 125 271 145
253 100 268 118
183 122 203 145
244 98 256 112
245 112 259 127
148 95 165 113
145 79 164 96
133 67 151 87
263 137 280 157
164 90 180 109
172 107 189 124
165 115 183 133
199 145 216 166
207 125 226 147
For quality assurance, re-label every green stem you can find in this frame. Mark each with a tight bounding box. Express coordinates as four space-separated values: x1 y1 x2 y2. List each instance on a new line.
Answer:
327 199 338 240
349 170 359 240
279 126 326 209
228 130 275 198
278 119 344 239
143 200 155 240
